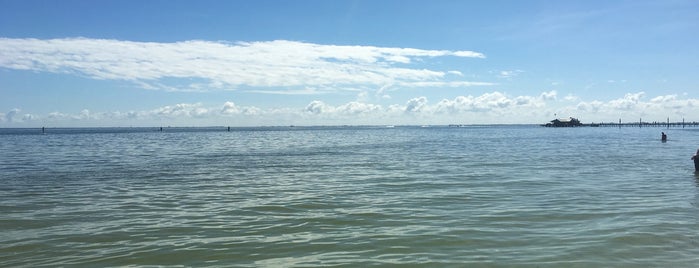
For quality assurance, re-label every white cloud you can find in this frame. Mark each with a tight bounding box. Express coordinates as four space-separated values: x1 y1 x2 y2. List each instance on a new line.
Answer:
564 94 579 101
650 94 676 104
434 91 548 114
336 101 382 115
0 38 490 92
5 108 20 122
153 103 208 117
246 88 330 95
540 90 557 100
221 101 240 114
75 109 91 120
453 51 486 58
376 84 393 99
22 114 35 121
568 92 699 122
399 81 495 88
608 92 644 111
4 92 699 126
1 109 38 124
647 94 698 111
576 100 604 113
304 101 331 115
405 97 428 112
498 69 524 78
220 101 261 116
48 111 69 120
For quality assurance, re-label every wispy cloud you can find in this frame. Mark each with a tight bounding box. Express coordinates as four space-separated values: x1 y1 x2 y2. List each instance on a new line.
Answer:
246 88 337 95
564 94 579 101
0 38 489 92
497 69 524 79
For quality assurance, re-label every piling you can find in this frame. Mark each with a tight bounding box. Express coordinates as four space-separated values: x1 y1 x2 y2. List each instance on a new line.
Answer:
594 121 699 127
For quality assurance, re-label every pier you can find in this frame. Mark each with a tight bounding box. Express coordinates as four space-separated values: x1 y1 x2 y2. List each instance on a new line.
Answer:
589 121 699 128
545 117 699 128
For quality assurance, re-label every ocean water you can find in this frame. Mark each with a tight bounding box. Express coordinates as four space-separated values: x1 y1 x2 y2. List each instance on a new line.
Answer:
2 125 699 267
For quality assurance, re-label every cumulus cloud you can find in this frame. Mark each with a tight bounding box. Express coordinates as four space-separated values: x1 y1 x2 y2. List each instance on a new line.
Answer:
336 101 382 115
650 94 676 104
153 103 209 117
0 38 489 92
576 100 604 113
305 101 331 115
76 109 91 120
221 101 240 114
22 114 35 121
5 108 20 122
434 91 547 114
3 92 699 126
568 92 699 122
405 97 428 113
294 91 561 124
540 90 557 100
608 92 644 111
48 111 68 120
220 101 261 116
647 94 698 111
1 109 38 124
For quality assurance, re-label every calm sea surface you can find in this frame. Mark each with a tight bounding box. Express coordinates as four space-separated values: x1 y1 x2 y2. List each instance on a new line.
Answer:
2 125 699 267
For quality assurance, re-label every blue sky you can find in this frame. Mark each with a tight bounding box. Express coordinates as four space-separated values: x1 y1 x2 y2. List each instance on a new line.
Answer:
1 0 698 126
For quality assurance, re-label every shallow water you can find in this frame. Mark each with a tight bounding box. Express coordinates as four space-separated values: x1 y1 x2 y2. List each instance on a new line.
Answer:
2 125 699 267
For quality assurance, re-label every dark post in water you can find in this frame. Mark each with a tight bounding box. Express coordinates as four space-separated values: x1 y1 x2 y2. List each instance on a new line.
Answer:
693 149 699 172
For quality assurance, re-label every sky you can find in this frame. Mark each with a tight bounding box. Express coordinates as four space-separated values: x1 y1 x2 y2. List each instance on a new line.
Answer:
1 0 698 127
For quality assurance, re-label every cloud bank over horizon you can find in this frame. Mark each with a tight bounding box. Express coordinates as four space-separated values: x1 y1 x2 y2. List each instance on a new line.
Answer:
3 90 698 127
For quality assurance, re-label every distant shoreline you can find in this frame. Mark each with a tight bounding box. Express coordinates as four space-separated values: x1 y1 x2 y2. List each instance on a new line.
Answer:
2 122 699 135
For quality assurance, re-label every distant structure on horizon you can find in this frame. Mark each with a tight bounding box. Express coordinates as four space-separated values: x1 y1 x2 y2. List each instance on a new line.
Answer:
543 117 583 127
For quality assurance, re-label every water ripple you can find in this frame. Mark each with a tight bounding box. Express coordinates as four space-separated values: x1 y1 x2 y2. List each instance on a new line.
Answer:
2 126 699 266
